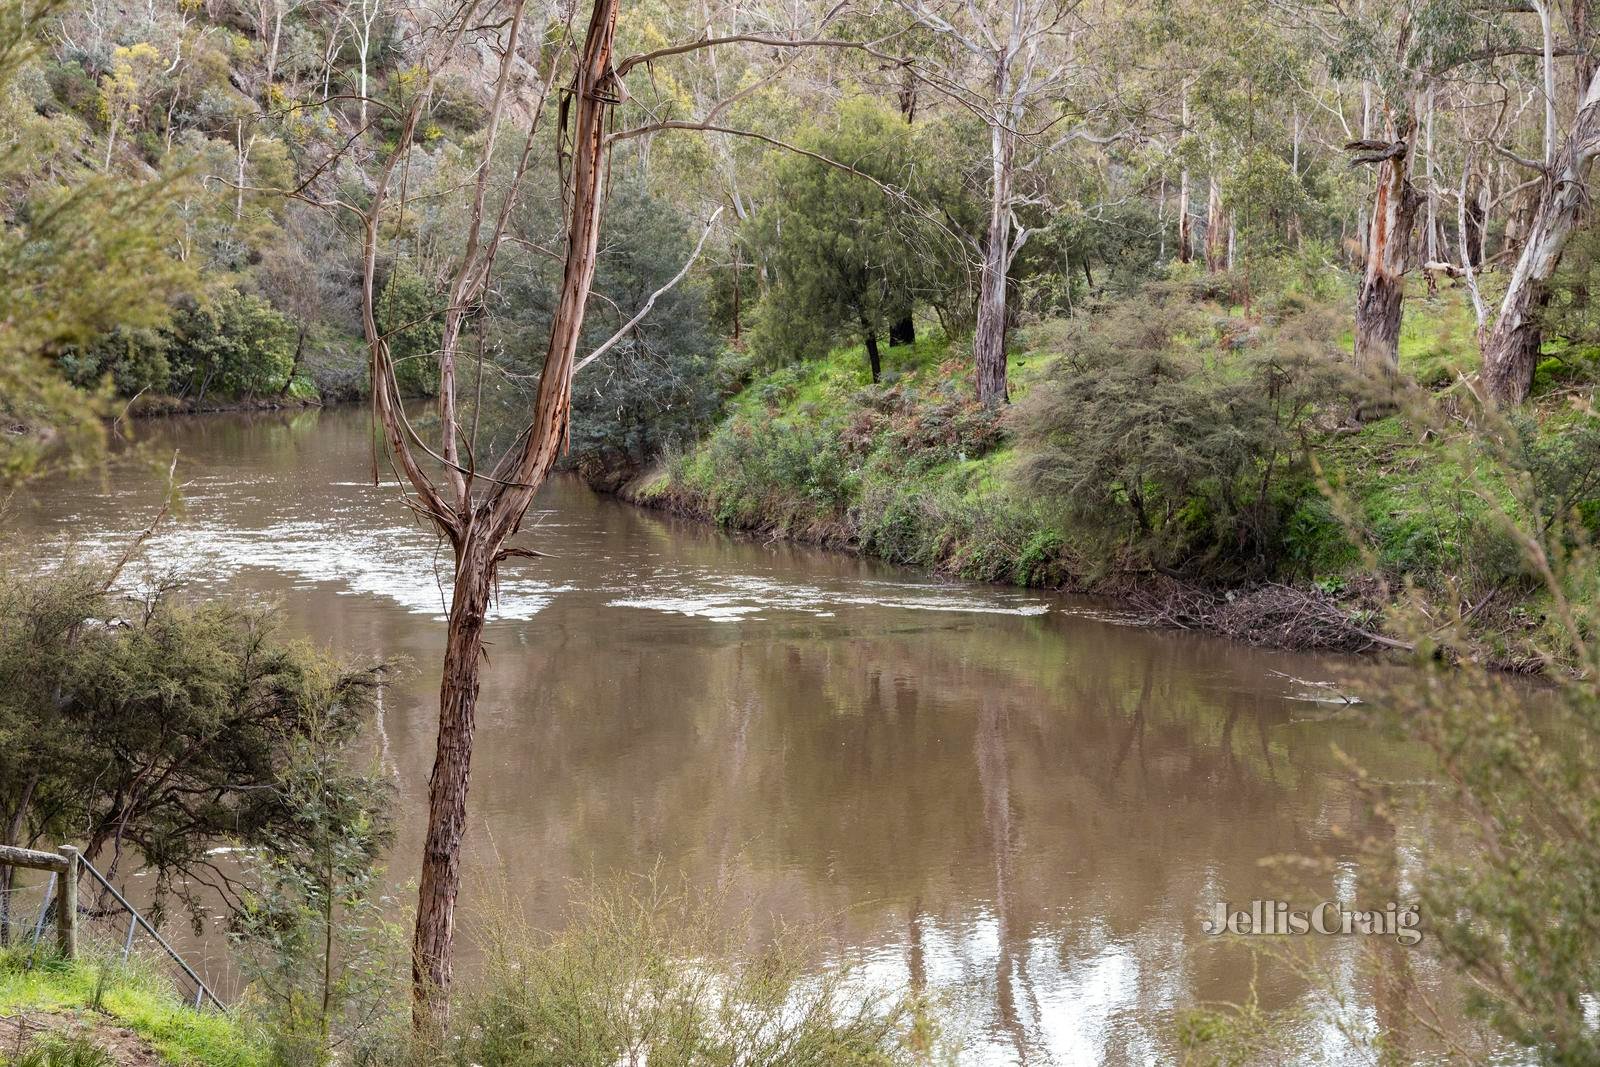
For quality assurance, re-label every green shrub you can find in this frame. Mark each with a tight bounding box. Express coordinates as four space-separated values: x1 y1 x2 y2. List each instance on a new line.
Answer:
374 265 442 398
166 288 296 401
56 327 171 397
439 877 946 1067
1010 283 1351 576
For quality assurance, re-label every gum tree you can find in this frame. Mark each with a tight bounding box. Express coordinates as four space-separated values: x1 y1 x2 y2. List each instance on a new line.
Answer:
285 0 865 1024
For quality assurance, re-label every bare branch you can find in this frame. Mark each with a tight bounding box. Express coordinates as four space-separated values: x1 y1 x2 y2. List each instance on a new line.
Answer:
575 206 724 376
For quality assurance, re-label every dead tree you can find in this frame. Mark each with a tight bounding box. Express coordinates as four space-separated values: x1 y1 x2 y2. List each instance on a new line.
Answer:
1347 122 1421 374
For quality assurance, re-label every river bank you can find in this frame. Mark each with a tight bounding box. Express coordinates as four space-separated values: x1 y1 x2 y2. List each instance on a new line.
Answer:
613 468 1440 662
600 297 1588 673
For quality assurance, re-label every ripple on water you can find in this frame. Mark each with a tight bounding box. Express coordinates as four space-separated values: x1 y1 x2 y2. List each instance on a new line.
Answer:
53 519 572 621
606 571 1052 621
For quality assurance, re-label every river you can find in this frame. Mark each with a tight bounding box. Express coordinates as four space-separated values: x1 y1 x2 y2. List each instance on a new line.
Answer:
14 406 1464 1064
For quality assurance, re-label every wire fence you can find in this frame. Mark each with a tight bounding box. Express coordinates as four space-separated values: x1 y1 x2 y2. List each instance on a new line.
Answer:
0 849 225 1011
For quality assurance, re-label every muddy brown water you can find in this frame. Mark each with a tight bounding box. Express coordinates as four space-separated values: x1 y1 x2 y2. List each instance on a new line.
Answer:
12 406 1472 1064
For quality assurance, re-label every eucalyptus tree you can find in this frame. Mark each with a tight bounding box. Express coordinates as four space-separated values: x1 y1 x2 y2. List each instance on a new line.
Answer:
1482 0 1600 404
1305 0 1532 379
282 0 870 1023
890 0 1106 406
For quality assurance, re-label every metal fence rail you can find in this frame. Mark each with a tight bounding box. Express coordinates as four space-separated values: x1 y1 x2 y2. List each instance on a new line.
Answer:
0 844 224 1011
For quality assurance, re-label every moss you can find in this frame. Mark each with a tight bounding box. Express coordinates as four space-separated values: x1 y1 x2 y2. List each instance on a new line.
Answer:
0 950 263 1067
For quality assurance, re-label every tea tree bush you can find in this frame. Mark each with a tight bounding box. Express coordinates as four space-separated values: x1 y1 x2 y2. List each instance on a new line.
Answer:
0 561 385 932
1010 285 1352 576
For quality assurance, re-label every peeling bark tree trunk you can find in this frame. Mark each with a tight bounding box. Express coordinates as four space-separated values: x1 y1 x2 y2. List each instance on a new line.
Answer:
404 0 618 1026
1350 119 1420 374
1483 74 1600 404
1177 172 1192 264
411 530 492 1010
974 102 1016 407
1204 176 1225 272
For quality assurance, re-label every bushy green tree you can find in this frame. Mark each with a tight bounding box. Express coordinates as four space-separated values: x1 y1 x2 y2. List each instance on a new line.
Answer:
751 99 938 380
57 326 172 397
375 264 443 397
568 183 728 480
166 288 297 402
0 561 385 934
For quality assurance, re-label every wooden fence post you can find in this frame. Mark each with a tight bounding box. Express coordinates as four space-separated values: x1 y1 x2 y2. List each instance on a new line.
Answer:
57 846 78 960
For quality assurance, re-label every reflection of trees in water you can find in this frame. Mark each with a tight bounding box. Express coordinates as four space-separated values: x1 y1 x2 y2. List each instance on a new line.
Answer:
30 407 1467 1059
435 611 1438 1008
976 685 1036 1060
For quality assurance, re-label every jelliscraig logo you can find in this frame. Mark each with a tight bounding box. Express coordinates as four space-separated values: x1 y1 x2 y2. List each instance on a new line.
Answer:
1201 900 1422 946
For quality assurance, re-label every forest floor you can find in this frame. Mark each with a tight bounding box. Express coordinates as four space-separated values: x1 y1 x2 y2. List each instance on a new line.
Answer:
612 283 1597 673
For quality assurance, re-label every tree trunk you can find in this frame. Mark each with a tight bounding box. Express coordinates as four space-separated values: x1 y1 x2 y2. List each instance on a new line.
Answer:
1177 83 1192 264
864 325 882 382
1484 72 1600 404
407 0 618 1028
974 105 1015 407
889 314 915 347
1204 176 1225 272
1464 173 1485 267
1353 119 1420 374
731 242 742 344
411 530 495 1022
1177 172 1191 264
280 326 305 396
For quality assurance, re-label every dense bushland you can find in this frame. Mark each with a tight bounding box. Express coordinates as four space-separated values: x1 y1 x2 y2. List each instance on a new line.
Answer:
632 272 1600 667
0 561 386 934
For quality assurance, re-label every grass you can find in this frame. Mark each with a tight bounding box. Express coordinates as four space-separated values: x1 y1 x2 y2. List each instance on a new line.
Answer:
0 949 264 1067
628 283 1600 665
640 329 1086 588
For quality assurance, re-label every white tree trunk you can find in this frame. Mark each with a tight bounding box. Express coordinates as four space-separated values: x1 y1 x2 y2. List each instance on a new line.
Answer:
974 102 1014 406
1483 69 1600 404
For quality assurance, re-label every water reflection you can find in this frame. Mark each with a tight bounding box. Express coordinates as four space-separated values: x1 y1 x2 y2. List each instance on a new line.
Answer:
14 407 1464 1064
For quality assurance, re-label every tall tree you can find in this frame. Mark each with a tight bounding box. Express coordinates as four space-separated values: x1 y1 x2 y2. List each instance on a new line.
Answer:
894 0 1092 406
283 0 857 1024
754 99 929 380
1483 0 1600 405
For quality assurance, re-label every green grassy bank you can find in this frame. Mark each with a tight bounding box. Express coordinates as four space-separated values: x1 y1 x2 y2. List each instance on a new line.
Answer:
619 281 1600 669
0 951 262 1067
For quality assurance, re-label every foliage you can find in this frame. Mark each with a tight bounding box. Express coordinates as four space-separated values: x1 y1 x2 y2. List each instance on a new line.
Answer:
232 721 398 1067
1541 225 1600 351
0 560 384 929
1010 285 1352 574
0 0 192 483
375 265 443 398
437 876 949 1067
750 99 962 378
1 1034 116 1067
60 289 299 404
568 183 729 476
